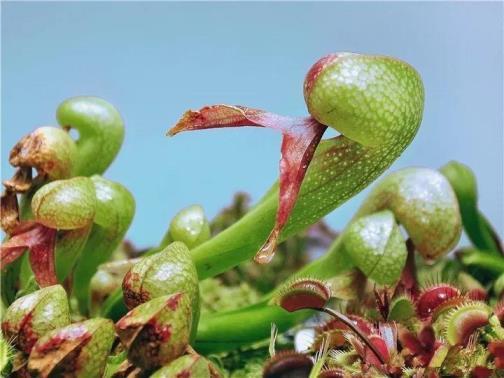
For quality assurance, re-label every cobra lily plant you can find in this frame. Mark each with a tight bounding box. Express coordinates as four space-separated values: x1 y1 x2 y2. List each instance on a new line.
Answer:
1 53 502 377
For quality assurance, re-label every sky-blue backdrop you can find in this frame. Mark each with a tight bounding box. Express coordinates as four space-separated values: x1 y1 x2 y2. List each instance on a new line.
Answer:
2 2 503 248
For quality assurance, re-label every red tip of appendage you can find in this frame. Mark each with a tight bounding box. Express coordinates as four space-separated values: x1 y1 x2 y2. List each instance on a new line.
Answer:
254 229 279 264
167 105 255 136
0 222 58 287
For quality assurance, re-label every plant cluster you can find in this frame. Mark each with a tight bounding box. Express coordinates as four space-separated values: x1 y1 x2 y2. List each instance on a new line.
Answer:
1 53 502 377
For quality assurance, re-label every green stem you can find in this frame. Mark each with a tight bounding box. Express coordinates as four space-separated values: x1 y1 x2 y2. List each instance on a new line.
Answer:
195 304 311 354
440 161 502 254
459 249 504 275
100 288 128 321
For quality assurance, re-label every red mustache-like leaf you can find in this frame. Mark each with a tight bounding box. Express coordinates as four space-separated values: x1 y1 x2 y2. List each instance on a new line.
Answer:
168 105 327 264
1 222 57 287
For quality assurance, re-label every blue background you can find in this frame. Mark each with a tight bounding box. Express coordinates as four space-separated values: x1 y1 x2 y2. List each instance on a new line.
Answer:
2 2 503 248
